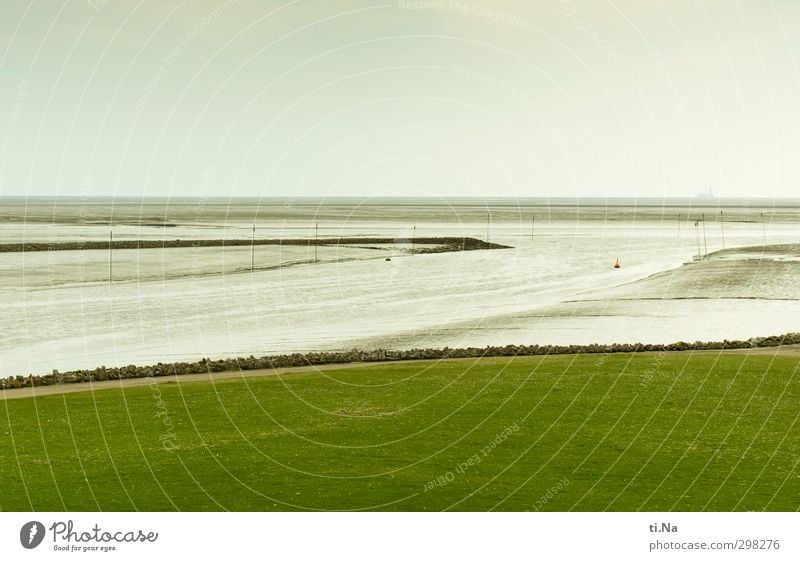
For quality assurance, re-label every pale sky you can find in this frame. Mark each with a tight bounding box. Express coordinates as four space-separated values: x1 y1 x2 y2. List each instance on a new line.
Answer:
1 0 798 199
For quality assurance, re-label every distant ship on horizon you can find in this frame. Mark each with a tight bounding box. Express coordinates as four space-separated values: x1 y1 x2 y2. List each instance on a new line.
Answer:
696 187 717 199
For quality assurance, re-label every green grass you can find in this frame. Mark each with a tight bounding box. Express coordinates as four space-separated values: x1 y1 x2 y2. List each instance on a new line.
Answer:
2 352 799 511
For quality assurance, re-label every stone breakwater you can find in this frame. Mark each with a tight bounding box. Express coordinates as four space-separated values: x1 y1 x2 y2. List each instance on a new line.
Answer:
0 237 511 253
3 333 798 390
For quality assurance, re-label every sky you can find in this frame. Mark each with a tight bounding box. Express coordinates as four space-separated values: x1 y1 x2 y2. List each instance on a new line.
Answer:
0 0 799 199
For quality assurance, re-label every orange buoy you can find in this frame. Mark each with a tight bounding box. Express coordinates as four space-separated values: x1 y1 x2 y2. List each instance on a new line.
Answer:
614 258 621 269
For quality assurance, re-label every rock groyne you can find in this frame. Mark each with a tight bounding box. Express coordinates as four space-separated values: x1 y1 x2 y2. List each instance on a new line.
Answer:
3 333 798 390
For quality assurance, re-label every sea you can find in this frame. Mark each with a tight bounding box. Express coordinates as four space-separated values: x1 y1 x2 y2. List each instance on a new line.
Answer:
1 197 799 377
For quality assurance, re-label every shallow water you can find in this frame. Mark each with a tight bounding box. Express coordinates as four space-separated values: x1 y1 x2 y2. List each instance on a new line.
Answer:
1 199 798 376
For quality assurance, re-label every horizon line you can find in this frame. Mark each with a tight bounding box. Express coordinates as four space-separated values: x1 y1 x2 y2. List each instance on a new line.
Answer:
3 195 800 201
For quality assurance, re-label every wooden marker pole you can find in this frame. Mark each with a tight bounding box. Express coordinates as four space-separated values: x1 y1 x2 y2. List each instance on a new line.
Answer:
701 214 708 258
109 230 113 284
694 221 702 260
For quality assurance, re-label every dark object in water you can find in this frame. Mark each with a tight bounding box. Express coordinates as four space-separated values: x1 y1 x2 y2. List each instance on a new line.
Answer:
385 257 391 261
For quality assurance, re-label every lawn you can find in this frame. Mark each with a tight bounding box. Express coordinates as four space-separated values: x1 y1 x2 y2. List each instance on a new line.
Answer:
1 352 799 511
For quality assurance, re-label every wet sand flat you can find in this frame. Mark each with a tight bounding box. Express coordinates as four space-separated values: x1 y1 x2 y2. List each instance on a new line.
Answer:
2 200 800 378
